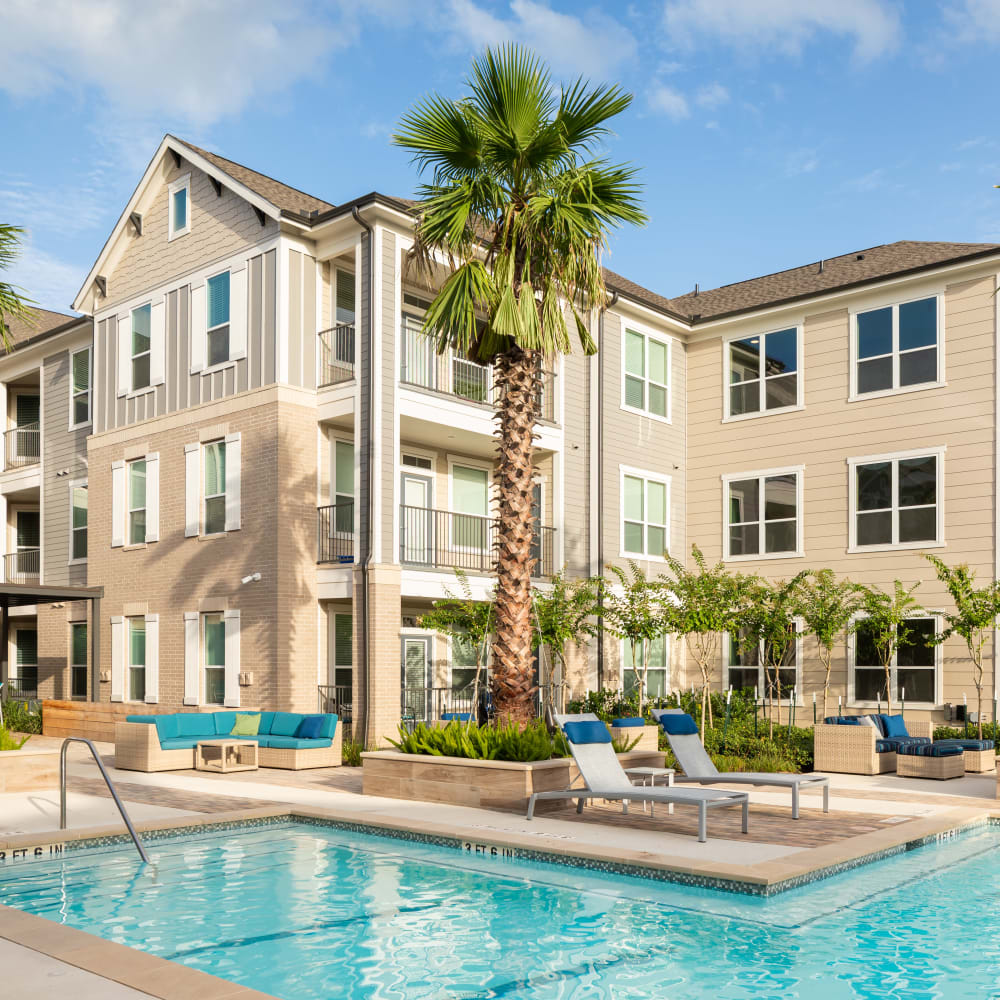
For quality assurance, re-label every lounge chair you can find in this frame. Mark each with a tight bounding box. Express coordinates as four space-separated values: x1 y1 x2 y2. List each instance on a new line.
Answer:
651 709 830 819
526 713 749 843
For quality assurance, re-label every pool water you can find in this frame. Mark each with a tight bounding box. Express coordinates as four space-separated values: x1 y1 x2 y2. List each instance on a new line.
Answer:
1 821 998 1000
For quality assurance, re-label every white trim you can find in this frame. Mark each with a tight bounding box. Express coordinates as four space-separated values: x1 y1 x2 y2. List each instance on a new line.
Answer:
111 460 126 548
67 479 87 566
223 609 241 708
618 464 671 562
144 613 159 704
721 323 804 422
847 612 942 708
184 443 200 537
847 446 946 552
183 611 200 706
721 465 805 561
619 318 672 424
68 345 92 430
110 615 125 702
721 622 804 705
223 432 242 532
372 225 384 563
167 173 191 242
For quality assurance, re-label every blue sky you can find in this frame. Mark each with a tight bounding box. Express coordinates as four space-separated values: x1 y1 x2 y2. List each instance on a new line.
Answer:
2 0 999 313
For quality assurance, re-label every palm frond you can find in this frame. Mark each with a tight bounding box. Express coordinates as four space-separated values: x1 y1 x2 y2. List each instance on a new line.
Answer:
558 79 633 152
394 95 484 181
421 260 494 356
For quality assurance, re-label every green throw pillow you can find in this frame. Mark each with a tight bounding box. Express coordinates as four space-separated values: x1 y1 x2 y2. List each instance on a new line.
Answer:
231 713 261 736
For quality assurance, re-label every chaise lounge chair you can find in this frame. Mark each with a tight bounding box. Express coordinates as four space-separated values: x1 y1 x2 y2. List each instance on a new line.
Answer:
526 713 750 843
651 709 830 819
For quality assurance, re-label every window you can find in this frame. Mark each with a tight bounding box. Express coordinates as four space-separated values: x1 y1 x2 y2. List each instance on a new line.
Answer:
402 453 432 470
204 441 226 534
853 616 937 704
203 613 226 705
850 449 942 550
724 468 801 559
725 627 799 700
71 623 87 699
206 271 231 367
621 469 669 558
622 327 669 420
451 633 480 693
334 440 354 533
727 327 799 418
335 269 355 325
451 464 490 552
128 460 146 545
168 175 190 240
332 612 352 690
854 296 939 397
71 484 88 561
131 304 151 391
623 635 668 699
70 347 91 426
128 617 146 702
14 627 37 698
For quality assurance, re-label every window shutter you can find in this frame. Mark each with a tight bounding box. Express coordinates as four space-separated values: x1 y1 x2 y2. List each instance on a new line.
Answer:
116 314 129 397
230 263 248 360
149 297 166 386
144 614 159 704
111 460 126 547
110 616 125 702
145 453 159 542
183 611 200 705
224 432 241 531
223 609 240 708
184 443 199 537
190 282 207 373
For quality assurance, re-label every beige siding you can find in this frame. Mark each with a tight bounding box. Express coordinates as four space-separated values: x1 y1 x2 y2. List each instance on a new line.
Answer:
561 349 590 577
380 230 398 554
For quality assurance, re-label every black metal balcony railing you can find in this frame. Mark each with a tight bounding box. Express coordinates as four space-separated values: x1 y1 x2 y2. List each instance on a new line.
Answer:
399 505 555 577
400 319 555 421
400 682 566 727
4 674 38 701
4 422 40 468
317 502 355 564
318 324 356 387
317 683 353 723
4 548 40 584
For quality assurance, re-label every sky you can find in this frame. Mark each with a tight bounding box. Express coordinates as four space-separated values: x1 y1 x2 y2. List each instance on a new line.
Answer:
2 0 1000 314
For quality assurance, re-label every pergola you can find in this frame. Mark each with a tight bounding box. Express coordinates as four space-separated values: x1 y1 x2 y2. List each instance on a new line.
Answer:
0 583 103 699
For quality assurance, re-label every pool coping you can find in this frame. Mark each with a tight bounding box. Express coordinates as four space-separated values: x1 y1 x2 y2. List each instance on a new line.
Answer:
2 800 999 999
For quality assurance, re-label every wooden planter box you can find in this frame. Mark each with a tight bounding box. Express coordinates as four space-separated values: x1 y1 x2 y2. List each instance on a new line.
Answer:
361 749 665 812
0 745 59 793
610 725 659 753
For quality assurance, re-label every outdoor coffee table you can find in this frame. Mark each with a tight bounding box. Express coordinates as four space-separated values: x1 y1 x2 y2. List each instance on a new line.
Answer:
195 739 259 773
625 766 676 815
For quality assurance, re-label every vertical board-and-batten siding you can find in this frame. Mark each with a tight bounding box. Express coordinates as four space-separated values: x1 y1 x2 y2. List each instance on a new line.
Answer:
286 249 318 389
94 249 276 434
356 230 374 556
42 349 89 587
381 231 397 554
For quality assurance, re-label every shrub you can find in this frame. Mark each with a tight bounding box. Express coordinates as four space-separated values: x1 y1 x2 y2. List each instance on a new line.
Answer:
934 722 1000 744
0 726 29 751
389 719 569 762
2 700 41 735
342 738 365 767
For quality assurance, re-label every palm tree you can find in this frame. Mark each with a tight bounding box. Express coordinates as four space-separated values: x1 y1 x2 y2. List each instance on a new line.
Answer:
0 225 35 350
393 46 645 722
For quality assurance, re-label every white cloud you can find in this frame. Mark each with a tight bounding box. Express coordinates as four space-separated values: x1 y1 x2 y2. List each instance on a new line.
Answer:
444 0 639 78
785 148 820 176
943 0 1000 44
361 122 392 140
5 239 83 313
662 0 901 63
695 82 730 108
647 84 690 119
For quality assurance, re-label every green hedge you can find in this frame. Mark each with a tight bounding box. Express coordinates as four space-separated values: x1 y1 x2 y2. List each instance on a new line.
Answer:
1 700 41 735
933 722 999 744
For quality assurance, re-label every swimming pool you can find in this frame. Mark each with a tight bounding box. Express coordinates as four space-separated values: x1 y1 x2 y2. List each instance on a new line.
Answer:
1 819 998 999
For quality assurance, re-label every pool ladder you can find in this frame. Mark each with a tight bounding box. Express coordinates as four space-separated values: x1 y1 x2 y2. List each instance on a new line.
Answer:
60 737 150 864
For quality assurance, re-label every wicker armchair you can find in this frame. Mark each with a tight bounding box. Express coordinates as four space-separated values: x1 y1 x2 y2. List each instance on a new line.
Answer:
814 720 934 775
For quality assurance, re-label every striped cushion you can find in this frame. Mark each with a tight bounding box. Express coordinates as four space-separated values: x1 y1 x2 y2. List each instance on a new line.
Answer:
875 736 931 753
897 742 963 757
934 739 995 751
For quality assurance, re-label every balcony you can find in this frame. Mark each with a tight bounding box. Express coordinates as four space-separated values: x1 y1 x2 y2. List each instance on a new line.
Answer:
401 682 566 726
317 502 354 564
318 324 355 387
4 423 40 469
3 674 37 701
399 506 555 577
4 548 39 584
318 683 352 722
400 318 555 422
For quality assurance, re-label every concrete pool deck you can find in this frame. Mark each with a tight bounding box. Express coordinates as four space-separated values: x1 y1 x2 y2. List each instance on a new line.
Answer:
1 738 998 999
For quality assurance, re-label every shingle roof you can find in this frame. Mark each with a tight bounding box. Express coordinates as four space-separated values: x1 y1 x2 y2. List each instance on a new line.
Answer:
172 137 335 219
4 307 83 350
664 241 1000 323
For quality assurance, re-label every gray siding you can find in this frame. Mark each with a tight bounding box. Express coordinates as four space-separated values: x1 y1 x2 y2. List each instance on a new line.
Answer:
287 249 318 388
357 231 374 555
561 348 591 577
380 231 397 556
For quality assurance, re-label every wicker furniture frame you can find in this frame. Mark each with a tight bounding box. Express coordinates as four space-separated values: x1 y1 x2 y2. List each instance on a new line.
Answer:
960 748 997 773
813 720 934 775
896 752 964 780
195 739 259 773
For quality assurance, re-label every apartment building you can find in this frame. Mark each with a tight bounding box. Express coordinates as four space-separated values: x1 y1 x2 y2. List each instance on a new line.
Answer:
3 133 998 742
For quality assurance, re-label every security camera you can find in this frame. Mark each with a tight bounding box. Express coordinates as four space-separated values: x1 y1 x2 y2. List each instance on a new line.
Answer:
241 572 262 585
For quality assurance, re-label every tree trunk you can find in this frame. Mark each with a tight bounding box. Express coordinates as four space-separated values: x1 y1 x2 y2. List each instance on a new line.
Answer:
884 663 893 716
490 345 541 725
821 648 832 720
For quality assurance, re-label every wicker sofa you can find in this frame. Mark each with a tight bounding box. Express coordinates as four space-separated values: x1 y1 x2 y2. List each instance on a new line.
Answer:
115 710 341 772
814 716 934 775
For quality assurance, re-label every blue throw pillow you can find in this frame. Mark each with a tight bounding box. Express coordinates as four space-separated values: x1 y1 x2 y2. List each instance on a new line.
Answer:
611 717 645 728
882 714 909 739
659 713 699 736
839 717 862 726
295 716 325 739
563 721 611 745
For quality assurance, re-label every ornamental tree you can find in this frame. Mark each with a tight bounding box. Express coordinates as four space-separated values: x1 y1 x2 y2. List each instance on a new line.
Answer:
857 580 923 716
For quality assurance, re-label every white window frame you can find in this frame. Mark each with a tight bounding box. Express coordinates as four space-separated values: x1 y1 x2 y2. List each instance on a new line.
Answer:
848 292 944 402
204 268 232 372
722 622 804 705
722 324 804 422
619 464 671 562
203 439 227 536
331 611 353 690
721 465 805 562
447 456 493 556
129 302 152 394
847 612 942 708
168 173 191 241
847 446 945 553
69 345 92 429
11 625 38 691
620 321 672 424
68 479 87 565
331 437 356 535
448 632 485 694
126 616 146 704
620 634 671 699
202 611 227 706
127 458 147 546
70 621 88 700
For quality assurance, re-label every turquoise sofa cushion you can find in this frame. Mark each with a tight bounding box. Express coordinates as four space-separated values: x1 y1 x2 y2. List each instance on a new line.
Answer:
264 736 332 750
270 712 304 737
159 737 201 750
126 715 157 724
213 712 238 735
176 714 218 737
154 715 180 741
257 711 276 735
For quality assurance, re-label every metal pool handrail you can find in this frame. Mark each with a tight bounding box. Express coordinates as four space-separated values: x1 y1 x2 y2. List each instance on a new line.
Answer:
60 737 150 864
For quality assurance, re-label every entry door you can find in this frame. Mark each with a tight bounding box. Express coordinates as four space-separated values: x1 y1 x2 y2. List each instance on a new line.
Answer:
14 394 40 462
15 510 39 580
400 472 433 565
401 636 432 723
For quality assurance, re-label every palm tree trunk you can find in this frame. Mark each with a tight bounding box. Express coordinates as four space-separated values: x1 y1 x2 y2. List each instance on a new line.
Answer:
491 345 541 725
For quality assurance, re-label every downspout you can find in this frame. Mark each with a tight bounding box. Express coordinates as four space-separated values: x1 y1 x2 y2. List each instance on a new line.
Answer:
352 206 375 747
595 290 618 690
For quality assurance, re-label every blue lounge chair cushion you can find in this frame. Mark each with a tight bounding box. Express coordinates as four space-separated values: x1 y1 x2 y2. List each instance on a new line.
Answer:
264 736 333 750
154 715 180 741
295 716 324 739
270 712 304 737
563 721 611 745
126 715 157 724
935 739 995 751
881 714 909 738
659 713 699 736
823 716 861 725
176 714 218 737
611 717 645 728
897 742 963 757
441 712 471 722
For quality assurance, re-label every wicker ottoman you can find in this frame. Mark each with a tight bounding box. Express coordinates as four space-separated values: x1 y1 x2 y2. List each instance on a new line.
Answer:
896 744 964 780
933 739 996 773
